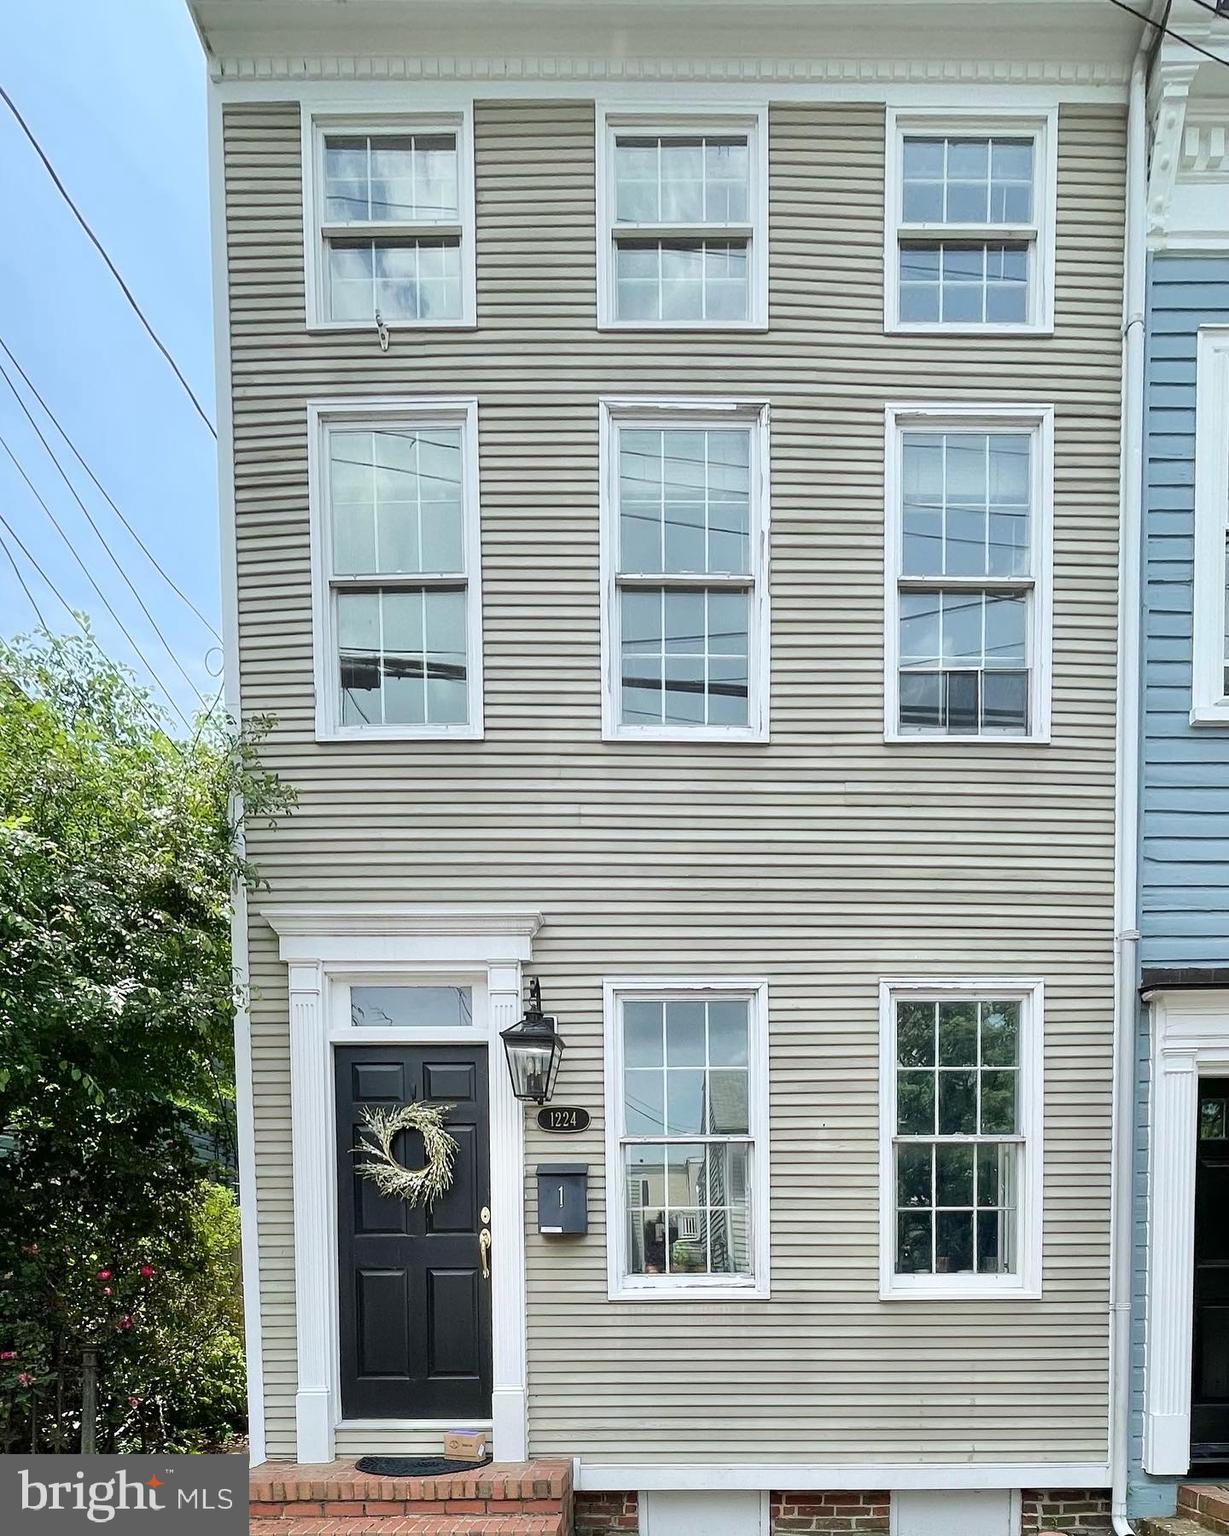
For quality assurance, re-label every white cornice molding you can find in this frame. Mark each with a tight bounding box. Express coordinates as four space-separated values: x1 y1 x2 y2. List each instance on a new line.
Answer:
211 53 1131 87
1181 112 1229 181
263 904 544 940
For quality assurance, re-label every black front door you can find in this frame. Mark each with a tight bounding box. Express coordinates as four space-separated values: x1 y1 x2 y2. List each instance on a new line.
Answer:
1192 1077 1229 1467
336 1044 492 1420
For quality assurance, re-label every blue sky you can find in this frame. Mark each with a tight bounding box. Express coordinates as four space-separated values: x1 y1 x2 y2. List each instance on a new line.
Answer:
0 0 218 729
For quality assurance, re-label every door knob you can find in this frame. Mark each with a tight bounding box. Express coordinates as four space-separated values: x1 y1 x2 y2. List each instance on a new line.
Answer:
479 1227 492 1280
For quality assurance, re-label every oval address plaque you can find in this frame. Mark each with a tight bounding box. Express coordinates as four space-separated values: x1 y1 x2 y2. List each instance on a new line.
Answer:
536 1106 590 1134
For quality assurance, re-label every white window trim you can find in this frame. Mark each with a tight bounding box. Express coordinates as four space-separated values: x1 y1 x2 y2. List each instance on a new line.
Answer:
307 396 484 742
1191 327 1229 724
883 401 1054 745
883 106 1058 336
878 977 1044 1301
301 107 477 332
595 103 769 332
602 976 771 1301
599 397 771 743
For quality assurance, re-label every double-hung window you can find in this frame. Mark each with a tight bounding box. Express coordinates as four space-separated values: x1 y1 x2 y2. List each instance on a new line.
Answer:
1192 328 1229 724
306 113 476 328
886 110 1055 333
309 399 482 740
601 401 770 741
885 405 1053 742
598 109 768 328
604 980 769 1299
880 980 1043 1299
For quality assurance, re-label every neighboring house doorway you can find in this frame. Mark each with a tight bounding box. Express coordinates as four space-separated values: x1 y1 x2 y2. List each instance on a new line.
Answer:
335 1043 493 1421
1193 1077 1229 1472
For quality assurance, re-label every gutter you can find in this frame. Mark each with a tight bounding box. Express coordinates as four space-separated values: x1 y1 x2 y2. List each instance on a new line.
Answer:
1110 30 1152 1536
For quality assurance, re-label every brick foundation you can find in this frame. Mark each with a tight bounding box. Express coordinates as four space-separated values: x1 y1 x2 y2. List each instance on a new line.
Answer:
772 1491 890 1533
576 1486 1112 1535
575 1492 638 1534
1021 1489 1113 1533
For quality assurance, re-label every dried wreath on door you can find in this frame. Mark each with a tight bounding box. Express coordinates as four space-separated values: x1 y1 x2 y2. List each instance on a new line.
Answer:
351 1102 457 1207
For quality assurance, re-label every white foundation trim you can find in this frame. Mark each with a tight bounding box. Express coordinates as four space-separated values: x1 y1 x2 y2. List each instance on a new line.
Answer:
574 1462 1111 1492
265 905 541 1463
1143 987 1229 1476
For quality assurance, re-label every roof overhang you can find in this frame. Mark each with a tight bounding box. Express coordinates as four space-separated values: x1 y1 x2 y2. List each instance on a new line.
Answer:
187 0 1145 85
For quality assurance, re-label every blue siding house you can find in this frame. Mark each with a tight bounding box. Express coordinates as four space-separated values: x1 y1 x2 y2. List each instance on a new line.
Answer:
1129 20 1229 1520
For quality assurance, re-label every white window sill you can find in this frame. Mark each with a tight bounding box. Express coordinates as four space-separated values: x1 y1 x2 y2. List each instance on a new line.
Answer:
1190 703 1229 726
306 319 478 334
881 1276 1040 1302
604 725 768 744
316 723 484 743
597 320 769 334
610 1279 770 1302
885 321 1054 338
884 730 1051 746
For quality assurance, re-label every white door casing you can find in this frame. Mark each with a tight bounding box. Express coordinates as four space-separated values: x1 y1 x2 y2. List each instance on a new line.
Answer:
1143 988 1229 1475
264 905 542 1464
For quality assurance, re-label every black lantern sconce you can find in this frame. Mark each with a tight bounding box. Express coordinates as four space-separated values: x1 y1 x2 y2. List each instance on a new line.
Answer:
500 977 565 1104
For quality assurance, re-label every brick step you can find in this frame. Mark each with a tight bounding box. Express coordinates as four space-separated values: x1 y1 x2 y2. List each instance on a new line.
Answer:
1180 1486 1229 1536
251 1516 565 1535
252 1460 570 1514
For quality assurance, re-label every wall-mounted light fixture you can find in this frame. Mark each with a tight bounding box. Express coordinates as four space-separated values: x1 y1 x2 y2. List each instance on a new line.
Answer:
500 977 565 1104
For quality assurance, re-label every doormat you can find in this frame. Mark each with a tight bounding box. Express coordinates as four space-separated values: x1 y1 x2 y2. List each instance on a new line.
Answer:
354 1455 493 1477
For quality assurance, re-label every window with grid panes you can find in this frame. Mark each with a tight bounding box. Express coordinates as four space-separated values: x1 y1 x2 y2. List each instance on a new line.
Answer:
890 116 1051 331
317 408 479 735
317 126 465 324
897 429 1034 735
611 414 765 735
893 997 1023 1278
619 995 757 1285
602 115 764 326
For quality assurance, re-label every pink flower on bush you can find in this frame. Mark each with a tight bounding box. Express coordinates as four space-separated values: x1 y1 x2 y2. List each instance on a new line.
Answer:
115 1315 133 1333
0 1351 15 1362
128 1396 140 1409
96 1269 112 1281
139 1265 155 1279
16 1372 32 1388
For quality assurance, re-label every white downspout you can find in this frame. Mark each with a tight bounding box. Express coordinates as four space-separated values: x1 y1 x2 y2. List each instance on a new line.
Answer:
1111 42 1149 1536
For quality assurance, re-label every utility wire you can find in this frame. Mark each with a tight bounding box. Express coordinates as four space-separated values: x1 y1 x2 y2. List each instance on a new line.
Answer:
0 333 221 642
0 503 176 744
0 356 207 707
1108 0 1229 66
0 429 193 731
0 82 217 438
0 521 47 629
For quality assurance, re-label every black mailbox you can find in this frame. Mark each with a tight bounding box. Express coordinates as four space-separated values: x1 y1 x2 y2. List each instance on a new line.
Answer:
536 1163 587 1236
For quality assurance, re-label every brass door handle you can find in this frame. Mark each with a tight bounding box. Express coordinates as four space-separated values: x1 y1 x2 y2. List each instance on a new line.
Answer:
479 1227 492 1280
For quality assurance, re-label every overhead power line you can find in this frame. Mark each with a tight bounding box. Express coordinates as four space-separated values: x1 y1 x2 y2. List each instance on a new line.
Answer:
0 334 221 642
0 81 217 438
0 521 47 629
0 503 178 744
1108 0 1229 67
0 357 208 708
0 429 193 731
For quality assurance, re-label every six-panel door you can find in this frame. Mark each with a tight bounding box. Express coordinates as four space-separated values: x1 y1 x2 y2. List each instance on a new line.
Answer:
335 1044 492 1420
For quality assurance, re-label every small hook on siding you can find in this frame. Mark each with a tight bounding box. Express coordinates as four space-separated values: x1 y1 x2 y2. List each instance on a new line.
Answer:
374 309 390 353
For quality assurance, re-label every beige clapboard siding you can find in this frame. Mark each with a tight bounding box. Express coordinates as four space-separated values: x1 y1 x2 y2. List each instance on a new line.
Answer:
222 95 1125 1463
